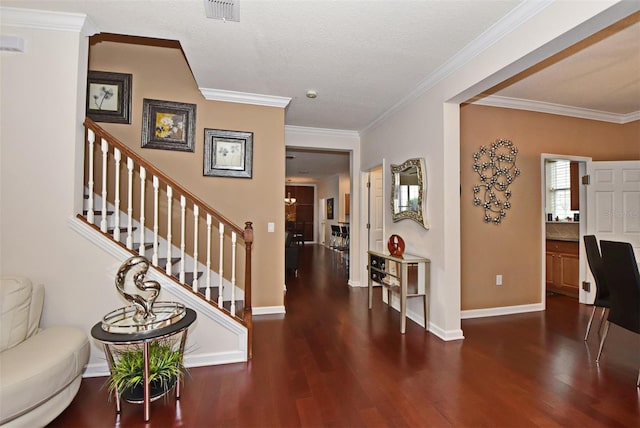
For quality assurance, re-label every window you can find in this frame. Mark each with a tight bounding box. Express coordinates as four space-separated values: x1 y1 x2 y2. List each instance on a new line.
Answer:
546 160 577 220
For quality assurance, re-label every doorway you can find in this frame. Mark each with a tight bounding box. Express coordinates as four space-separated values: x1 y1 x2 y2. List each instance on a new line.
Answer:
540 154 590 305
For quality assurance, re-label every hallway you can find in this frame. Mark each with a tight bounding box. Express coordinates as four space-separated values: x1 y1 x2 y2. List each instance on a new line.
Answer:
50 244 639 427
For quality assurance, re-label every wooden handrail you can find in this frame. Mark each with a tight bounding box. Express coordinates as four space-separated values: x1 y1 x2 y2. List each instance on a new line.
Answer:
84 118 246 237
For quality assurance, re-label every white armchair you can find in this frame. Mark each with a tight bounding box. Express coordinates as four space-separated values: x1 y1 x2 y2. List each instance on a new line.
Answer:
0 277 90 427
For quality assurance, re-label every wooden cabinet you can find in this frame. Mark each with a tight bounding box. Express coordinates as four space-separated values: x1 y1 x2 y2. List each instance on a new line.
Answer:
345 193 350 216
285 185 314 242
546 240 579 298
570 161 580 211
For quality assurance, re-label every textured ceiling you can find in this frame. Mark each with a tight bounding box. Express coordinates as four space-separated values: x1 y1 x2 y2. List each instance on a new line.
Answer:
3 0 522 131
3 1 638 181
484 12 640 115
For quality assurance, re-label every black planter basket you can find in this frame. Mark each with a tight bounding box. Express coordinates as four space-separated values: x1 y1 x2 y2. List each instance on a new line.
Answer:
120 377 178 404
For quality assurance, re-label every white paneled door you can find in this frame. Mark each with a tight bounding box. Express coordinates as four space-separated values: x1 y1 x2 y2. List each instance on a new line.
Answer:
586 160 640 263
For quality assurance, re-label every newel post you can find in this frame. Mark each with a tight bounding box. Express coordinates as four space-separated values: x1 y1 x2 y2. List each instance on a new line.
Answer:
243 221 254 359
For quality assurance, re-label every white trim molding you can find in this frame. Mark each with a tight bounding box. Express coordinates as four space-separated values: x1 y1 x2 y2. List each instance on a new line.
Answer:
252 305 286 315
471 95 640 124
0 6 99 36
199 87 291 108
461 303 544 319
285 125 360 139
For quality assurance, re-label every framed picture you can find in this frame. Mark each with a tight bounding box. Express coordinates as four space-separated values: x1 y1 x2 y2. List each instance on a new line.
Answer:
327 198 334 219
141 99 196 152
86 71 132 124
203 128 253 178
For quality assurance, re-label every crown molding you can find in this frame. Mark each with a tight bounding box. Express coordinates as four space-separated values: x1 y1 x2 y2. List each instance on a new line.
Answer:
0 7 98 36
471 95 640 124
285 125 359 139
361 0 554 134
199 87 291 108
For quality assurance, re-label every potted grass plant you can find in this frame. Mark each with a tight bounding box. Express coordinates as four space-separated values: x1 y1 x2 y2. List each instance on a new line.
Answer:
107 340 186 402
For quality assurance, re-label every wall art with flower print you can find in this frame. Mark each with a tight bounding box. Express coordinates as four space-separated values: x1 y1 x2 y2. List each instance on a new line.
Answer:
203 128 253 179
141 99 196 152
86 71 132 124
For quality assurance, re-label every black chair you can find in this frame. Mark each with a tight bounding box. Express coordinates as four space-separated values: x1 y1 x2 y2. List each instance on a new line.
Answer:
293 221 305 246
583 235 610 341
598 240 640 386
340 225 349 250
285 231 299 277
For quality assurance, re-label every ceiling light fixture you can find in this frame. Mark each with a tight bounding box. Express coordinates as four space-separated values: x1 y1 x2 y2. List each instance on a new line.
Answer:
284 192 297 206
306 90 317 99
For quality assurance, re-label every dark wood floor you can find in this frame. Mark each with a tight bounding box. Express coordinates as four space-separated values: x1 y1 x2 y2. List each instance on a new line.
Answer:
49 244 639 427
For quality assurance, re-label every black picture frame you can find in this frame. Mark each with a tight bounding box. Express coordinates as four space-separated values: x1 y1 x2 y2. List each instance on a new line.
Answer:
327 198 334 220
141 99 197 152
86 71 132 124
203 128 253 179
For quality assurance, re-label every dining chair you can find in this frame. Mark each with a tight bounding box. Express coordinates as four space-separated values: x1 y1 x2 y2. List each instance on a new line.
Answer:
597 240 640 386
583 235 610 341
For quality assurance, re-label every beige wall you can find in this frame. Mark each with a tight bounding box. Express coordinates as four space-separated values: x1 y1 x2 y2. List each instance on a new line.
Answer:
460 104 639 310
89 36 286 309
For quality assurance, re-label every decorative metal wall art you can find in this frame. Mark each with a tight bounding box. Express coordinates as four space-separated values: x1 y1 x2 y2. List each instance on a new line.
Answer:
472 138 520 225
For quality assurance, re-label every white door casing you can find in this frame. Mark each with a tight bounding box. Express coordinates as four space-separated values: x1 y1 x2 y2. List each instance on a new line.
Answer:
369 166 384 252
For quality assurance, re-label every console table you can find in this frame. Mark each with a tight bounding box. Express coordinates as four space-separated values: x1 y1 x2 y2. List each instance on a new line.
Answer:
368 250 430 333
91 308 197 422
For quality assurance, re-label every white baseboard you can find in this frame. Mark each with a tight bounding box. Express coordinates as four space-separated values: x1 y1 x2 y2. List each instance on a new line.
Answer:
252 305 286 315
428 323 465 341
461 303 544 319
382 296 465 341
348 280 364 287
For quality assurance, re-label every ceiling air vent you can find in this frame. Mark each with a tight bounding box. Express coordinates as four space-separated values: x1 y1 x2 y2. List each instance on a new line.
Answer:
204 0 240 22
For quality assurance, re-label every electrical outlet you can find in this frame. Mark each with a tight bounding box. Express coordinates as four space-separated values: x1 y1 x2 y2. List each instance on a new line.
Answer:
582 281 591 292
496 275 503 286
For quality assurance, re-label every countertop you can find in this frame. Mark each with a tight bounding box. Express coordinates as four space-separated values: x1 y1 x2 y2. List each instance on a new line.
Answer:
546 237 579 243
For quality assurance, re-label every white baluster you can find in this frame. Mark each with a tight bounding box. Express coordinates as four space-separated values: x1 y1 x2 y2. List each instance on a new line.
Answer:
230 231 237 316
192 205 199 292
166 186 173 275
205 214 212 301
218 223 225 307
126 158 134 250
86 129 95 224
152 176 159 266
100 139 108 233
138 166 146 256
179 196 186 283
113 148 121 242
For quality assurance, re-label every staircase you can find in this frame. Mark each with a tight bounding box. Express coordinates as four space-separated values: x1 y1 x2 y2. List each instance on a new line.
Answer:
79 118 254 357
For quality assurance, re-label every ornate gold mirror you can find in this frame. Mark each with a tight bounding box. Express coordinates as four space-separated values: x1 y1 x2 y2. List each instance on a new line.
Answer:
390 158 429 228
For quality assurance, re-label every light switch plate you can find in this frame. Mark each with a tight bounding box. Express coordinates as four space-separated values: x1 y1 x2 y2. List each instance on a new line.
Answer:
268 222 275 233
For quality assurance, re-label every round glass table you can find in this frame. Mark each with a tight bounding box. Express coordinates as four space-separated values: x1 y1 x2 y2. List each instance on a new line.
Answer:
91 308 197 422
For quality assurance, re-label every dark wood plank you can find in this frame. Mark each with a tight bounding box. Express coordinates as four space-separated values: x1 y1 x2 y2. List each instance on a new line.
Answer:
48 244 640 427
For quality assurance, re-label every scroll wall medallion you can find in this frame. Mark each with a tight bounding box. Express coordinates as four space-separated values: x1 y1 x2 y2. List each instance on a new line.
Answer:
472 138 520 225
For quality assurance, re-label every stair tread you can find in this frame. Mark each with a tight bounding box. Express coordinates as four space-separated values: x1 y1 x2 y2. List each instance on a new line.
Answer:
83 210 115 216
173 271 204 283
156 257 181 266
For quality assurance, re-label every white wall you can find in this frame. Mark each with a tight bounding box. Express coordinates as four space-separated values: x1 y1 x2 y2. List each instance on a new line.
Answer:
359 0 635 340
0 16 247 375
